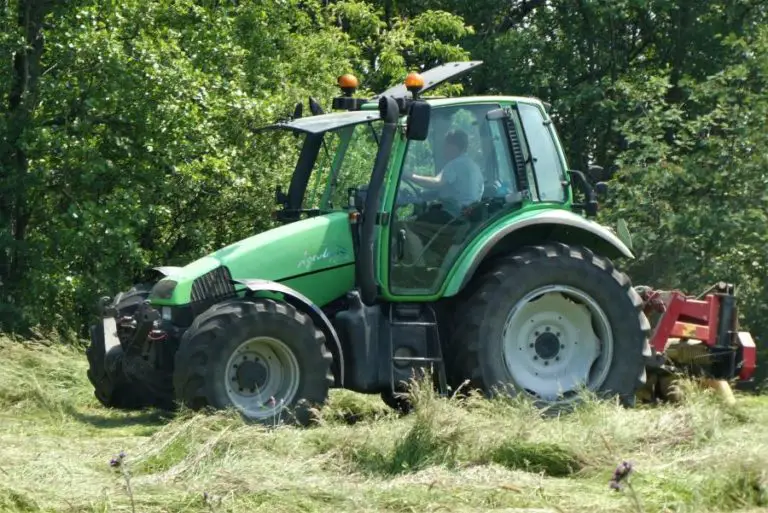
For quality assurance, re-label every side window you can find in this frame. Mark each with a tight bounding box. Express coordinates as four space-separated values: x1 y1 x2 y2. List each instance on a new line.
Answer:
488 119 519 198
401 137 435 178
517 103 566 202
388 103 523 296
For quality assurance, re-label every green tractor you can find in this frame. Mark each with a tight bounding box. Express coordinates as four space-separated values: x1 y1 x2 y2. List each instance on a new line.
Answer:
87 61 748 425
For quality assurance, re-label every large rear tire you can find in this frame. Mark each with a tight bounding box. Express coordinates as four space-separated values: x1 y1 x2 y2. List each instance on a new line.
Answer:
86 284 172 410
173 298 334 426
448 243 651 411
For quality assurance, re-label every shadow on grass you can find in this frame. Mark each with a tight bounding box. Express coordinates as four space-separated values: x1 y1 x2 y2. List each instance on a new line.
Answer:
62 403 175 429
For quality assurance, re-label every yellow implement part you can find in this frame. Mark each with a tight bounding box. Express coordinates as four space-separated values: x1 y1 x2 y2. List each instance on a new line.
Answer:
704 378 737 406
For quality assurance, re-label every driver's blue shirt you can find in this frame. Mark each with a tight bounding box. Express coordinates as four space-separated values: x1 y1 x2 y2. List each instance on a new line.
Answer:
439 154 484 216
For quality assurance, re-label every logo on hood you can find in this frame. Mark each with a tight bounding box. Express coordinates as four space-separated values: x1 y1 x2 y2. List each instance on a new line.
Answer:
297 245 350 270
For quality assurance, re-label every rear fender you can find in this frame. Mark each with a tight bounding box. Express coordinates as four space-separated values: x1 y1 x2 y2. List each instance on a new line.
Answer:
444 209 635 297
233 278 345 387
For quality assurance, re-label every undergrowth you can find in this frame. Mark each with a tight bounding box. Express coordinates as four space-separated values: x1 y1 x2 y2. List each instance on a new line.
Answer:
0 336 767 513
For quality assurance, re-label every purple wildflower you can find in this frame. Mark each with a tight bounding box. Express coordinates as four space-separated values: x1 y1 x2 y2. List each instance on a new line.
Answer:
609 461 633 491
109 451 126 468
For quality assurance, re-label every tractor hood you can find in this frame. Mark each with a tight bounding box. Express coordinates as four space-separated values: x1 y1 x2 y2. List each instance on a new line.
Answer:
150 212 356 308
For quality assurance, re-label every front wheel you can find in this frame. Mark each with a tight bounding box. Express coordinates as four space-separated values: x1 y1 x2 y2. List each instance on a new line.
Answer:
173 298 334 425
448 243 651 411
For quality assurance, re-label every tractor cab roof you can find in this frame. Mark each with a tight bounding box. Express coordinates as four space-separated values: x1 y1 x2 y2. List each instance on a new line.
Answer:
257 61 553 136
262 95 547 136
266 109 381 135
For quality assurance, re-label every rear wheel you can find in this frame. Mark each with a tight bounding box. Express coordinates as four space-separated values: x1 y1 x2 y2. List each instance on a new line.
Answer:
173 298 334 425
448 243 651 411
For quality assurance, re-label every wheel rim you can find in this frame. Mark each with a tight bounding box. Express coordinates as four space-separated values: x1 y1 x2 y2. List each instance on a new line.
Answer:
224 336 301 419
501 285 614 402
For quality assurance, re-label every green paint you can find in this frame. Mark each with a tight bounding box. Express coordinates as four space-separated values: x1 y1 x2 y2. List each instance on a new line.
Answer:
151 212 355 306
441 205 576 297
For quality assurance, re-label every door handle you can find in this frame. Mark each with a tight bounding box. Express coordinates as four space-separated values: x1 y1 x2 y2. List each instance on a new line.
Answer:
397 229 406 260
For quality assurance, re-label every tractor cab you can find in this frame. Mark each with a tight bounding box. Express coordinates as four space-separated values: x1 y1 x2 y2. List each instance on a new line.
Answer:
259 62 605 302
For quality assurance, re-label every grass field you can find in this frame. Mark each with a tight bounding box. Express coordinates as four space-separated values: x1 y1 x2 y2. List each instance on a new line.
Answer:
0 336 767 513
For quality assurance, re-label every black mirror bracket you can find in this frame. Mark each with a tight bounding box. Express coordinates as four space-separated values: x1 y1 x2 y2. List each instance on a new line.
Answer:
568 169 601 218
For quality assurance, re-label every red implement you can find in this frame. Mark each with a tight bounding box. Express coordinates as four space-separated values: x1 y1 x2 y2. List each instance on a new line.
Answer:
637 283 756 381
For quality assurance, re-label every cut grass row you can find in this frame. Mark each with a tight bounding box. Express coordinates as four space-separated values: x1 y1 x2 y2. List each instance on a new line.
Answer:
0 336 766 512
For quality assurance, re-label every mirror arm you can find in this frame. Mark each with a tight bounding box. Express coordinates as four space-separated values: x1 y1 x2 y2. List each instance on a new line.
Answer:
568 170 599 217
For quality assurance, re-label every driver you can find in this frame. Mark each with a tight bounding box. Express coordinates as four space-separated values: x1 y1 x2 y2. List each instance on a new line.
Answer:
399 129 485 267
405 129 484 220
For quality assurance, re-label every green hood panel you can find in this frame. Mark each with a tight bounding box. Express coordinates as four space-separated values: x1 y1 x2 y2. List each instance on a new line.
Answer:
152 212 356 307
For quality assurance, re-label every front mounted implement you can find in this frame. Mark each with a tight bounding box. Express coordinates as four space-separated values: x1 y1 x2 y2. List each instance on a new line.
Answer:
638 282 757 403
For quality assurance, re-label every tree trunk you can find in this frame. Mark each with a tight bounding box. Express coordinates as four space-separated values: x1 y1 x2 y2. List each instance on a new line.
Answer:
0 0 53 327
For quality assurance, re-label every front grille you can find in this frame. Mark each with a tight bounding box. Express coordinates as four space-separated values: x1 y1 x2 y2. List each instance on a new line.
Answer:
191 266 236 304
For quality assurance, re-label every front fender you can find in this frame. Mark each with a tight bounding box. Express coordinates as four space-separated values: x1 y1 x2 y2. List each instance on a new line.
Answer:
443 209 635 297
233 278 345 388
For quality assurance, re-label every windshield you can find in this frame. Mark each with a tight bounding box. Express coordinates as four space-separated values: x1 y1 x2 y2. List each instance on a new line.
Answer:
302 120 383 211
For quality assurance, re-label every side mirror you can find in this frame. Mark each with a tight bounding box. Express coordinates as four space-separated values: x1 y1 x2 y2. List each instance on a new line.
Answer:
587 164 605 181
567 170 599 218
406 100 430 141
594 181 609 197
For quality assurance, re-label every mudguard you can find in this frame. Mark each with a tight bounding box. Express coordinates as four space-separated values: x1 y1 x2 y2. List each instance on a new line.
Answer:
444 209 635 296
232 278 345 387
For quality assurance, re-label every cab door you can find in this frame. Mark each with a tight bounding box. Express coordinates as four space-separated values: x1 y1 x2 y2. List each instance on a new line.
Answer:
378 101 525 299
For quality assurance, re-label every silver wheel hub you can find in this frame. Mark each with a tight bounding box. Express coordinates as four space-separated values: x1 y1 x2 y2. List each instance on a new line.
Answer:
224 336 300 420
502 285 613 401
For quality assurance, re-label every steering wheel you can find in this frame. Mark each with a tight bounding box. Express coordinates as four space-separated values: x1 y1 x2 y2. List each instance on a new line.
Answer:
397 175 423 205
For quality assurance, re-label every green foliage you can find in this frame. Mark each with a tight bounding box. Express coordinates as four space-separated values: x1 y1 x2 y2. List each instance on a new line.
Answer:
1 0 768 370
0 0 470 336
602 26 768 356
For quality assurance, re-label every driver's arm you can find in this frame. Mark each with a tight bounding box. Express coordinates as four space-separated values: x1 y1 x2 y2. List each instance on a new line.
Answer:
408 172 443 189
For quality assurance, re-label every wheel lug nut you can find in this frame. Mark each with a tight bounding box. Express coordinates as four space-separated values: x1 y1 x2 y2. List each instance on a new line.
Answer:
544 361 549 366
555 356 560 361
534 331 540 336
529 343 534 348
533 356 538 360
560 344 564 349
556 332 561 337
545 326 551 332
